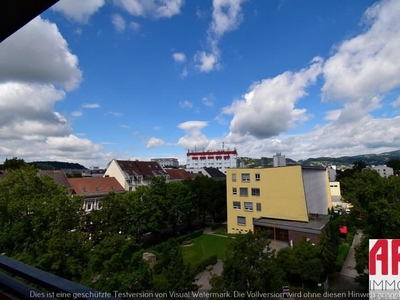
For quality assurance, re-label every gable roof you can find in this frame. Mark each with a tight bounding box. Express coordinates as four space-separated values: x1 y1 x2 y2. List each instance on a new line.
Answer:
38 170 72 190
165 168 191 180
68 177 125 196
116 160 168 179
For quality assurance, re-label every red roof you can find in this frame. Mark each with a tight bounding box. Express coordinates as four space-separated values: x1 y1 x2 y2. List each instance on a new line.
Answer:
165 169 192 180
68 177 125 195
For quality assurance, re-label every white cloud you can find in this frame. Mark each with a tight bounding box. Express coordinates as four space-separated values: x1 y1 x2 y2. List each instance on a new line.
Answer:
195 0 245 72
115 0 184 18
322 0 400 120
177 121 210 150
112 14 126 32
391 95 400 107
324 109 342 121
0 17 82 91
202 94 215 107
120 124 130 129
52 0 105 23
129 21 141 31
72 111 83 117
194 51 219 73
179 100 193 109
105 111 123 117
181 67 188 78
46 135 103 152
223 57 323 139
172 52 186 63
146 137 166 148
82 103 100 108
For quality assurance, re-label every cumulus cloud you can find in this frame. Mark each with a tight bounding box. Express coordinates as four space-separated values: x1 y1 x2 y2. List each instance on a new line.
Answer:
322 0 400 121
202 94 215 107
179 100 193 109
46 135 103 152
324 109 341 121
112 14 126 32
146 137 166 148
391 95 400 107
82 103 100 108
172 52 186 63
195 0 246 72
223 57 323 139
0 17 82 91
129 22 141 31
52 0 105 23
177 121 210 150
115 0 184 18
72 111 83 117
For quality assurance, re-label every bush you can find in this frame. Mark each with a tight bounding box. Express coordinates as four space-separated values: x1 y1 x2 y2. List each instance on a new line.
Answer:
335 243 350 272
345 233 354 245
191 255 218 276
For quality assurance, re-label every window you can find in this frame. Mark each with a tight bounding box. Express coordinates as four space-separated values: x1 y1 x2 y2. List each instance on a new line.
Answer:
256 203 261 211
237 216 246 225
251 188 260 196
233 201 241 209
232 187 237 195
87 201 93 211
244 202 253 211
241 173 250 182
255 173 260 181
239 187 248 197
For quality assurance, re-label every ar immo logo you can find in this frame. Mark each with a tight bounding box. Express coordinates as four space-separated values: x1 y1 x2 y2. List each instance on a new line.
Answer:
369 239 400 292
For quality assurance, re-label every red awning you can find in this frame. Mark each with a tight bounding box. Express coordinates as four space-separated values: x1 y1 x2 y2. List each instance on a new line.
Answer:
216 156 222 159
208 156 214 159
192 157 198 160
224 155 230 159
200 156 206 160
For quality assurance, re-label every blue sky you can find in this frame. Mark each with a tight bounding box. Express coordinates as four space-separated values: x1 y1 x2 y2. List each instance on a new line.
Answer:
1 0 400 168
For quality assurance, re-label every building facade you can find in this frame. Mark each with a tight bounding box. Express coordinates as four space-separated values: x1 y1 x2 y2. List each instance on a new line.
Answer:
226 165 332 244
104 159 169 191
370 165 394 178
151 158 179 168
273 153 286 167
186 149 238 173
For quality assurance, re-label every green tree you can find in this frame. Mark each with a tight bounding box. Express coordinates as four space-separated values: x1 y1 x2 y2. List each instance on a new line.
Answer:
0 166 87 281
340 169 400 290
1 157 27 170
153 239 198 297
387 159 400 175
210 231 284 298
317 230 337 277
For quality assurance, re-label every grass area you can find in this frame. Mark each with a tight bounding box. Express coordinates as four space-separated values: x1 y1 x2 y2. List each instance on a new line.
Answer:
181 234 232 264
213 227 237 238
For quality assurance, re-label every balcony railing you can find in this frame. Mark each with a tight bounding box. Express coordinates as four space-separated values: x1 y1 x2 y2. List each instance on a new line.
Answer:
0 255 120 300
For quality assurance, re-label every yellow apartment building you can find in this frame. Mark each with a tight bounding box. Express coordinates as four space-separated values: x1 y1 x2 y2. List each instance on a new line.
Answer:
226 165 333 244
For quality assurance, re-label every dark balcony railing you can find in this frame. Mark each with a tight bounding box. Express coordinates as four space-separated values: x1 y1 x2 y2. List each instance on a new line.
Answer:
0 255 121 300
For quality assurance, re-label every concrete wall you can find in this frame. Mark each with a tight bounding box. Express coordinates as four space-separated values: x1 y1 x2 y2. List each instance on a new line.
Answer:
104 160 129 190
302 168 331 215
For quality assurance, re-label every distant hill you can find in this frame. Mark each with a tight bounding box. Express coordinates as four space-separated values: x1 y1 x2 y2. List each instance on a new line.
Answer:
299 150 400 166
30 161 87 170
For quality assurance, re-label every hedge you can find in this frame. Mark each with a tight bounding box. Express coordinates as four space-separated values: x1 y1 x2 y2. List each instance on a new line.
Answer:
191 254 218 276
150 229 204 253
335 242 350 272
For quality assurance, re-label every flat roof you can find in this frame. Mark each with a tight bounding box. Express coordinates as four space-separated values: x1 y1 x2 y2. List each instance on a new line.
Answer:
253 214 330 235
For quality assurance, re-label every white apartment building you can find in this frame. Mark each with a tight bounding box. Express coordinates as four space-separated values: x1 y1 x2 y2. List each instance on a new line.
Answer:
151 158 179 168
186 149 238 173
273 153 286 167
370 165 394 178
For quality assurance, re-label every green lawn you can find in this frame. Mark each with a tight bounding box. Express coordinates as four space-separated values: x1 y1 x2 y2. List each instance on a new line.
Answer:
213 227 237 238
181 234 232 264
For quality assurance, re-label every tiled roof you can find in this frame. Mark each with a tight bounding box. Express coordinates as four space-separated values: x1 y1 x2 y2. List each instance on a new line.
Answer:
38 170 72 190
68 177 125 195
116 160 167 179
165 168 191 180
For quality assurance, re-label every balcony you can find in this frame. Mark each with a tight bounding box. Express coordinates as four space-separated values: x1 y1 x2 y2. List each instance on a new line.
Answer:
0 255 120 300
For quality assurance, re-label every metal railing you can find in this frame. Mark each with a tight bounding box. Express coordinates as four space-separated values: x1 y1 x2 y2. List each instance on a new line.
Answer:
0 255 120 300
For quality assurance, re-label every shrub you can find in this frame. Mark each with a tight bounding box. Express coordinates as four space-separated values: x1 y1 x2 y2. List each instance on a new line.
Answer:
191 255 218 276
345 233 354 245
176 229 203 244
335 242 350 272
